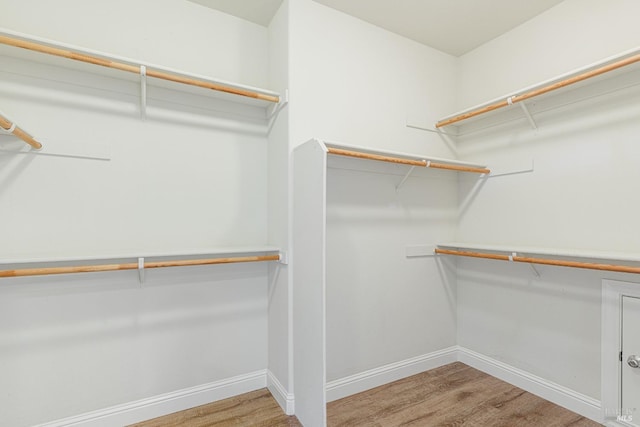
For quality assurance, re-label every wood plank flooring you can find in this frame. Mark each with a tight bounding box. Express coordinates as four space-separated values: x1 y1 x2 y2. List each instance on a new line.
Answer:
129 388 301 427
327 362 600 426
130 362 600 426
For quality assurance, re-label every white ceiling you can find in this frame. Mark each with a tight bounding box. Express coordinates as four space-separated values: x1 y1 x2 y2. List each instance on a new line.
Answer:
188 0 565 56
187 0 284 27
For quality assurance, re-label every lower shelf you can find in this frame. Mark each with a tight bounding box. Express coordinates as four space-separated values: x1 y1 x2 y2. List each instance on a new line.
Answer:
0 246 284 279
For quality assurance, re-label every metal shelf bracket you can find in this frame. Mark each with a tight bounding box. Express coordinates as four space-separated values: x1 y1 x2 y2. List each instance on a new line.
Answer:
396 165 416 191
140 65 147 120
138 257 145 284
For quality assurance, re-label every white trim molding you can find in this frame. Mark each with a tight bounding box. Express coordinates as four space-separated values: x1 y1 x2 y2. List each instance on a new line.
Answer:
326 346 458 402
267 370 295 415
34 346 613 426
457 346 602 423
36 370 267 427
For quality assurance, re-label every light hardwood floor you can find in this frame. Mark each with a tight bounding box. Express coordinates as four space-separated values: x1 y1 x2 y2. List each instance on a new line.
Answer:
327 362 600 426
129 388 301 427
130 362 600 426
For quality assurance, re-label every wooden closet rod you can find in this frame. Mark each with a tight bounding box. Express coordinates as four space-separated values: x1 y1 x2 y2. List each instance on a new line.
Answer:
436 51 640 128
0 254 280 278
0 113 42 149
327 147 490 174
0 35 280 104
435 248 640 275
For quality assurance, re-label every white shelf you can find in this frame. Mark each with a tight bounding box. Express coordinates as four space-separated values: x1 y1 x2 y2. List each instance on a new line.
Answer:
324 140 487 168
436 46 640 133
0 28 281 111
437 242 640 264
0 246 281 266
320 139 489 178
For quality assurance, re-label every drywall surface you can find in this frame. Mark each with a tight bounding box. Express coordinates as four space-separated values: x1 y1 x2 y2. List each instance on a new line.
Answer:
288 0 458 156
267 0 293 403
0 1 271 425
0 0 269 88
326 165 458 381
0 264 268 427
456 259 603 399
0 0 270 259
457 0 640 108
288 0 459 384
454 0 640 403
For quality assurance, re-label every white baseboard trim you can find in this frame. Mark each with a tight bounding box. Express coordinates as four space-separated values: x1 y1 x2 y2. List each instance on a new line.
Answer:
37 370 267 427
35 349 605 425
457 346 602 423
325 346 458 402
267 370 295 415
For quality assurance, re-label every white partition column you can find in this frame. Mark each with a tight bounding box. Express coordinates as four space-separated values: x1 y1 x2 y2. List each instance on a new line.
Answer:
293 139 328 427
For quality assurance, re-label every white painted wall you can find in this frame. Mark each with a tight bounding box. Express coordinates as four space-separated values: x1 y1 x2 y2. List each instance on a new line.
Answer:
0 265 268 426
0 1 272 425
289 0 458 157
288 0 460 385
455 0 640 404
325 166 458 381
267 0 293 409
457 0 640 108
1 0 268 88
7 0 639 424
1 0 271 258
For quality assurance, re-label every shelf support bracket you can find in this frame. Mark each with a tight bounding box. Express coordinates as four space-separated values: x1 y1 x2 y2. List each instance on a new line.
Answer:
140 65 147 120
519 102 537 130
396 166 416 191
138 257 145 284
267 89 289 134
278 251 289 265
268 89 288 119
509 250 540 277
528 262 541 277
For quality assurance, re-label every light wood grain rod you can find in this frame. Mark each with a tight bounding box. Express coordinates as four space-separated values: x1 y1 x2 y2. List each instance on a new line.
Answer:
144 255 280 269
0 35 280 103
512 52 640 104
0 255 280 278
435 248 640 275
435 249 512 262
327 147 427 167
0 114 42 149
327 148 489 174
427 162 490 174
436 52 640 128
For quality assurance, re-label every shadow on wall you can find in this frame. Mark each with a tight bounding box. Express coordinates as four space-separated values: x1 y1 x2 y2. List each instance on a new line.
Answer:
0 261 268 355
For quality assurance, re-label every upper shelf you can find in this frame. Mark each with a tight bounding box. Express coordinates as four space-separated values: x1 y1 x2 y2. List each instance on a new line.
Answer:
436 46 640 132
322 140 490 175
437 242 640 264
0 28 281 110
